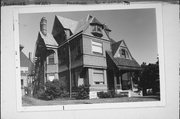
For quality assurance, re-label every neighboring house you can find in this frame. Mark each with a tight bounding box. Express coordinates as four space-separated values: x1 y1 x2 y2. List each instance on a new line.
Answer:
20 45 34 96
33 15 141 98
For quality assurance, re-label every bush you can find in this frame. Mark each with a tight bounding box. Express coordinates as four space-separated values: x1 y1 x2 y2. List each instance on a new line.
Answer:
37 79 68 100
97 91 115 98
75 85 90 100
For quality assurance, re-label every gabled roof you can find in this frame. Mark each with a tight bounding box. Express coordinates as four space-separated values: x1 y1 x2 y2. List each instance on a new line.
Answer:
56 15 78 34
74 17 89 34
106 51 141 70
111 40 122 55
54 15 110 36
39 32 58 48
20 51 33 68
89 17 103 26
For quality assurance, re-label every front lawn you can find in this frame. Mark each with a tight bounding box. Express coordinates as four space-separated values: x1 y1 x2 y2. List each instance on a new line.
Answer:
22 95 160 106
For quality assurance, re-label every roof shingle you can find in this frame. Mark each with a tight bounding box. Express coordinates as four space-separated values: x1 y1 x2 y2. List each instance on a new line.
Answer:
107 51 141 70
39 32 58 47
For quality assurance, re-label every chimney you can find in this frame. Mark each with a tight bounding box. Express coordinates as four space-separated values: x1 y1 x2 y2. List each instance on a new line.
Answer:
29 52 32 62
20 44 24 51
40 17 47 36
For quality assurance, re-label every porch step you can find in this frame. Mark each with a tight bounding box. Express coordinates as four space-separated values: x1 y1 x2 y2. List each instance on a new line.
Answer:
129 91 142 97
116 90 142 97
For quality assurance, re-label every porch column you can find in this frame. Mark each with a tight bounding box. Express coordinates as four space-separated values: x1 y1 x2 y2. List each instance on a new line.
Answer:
114 74 117 90
119 71 122 90
130 72 134 90
88 68 93 86
44 59 47 83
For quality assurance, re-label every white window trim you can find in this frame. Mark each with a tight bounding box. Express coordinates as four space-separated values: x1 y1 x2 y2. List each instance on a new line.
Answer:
92 69 105 85
91 40 103 54
48 73 55 81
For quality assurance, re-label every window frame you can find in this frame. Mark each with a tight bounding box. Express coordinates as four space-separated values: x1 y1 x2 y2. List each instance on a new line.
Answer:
48 53 55 65
91 25 103 37
47 73 55 81
91 40 103 55
92 69 105 85
119 48 130 59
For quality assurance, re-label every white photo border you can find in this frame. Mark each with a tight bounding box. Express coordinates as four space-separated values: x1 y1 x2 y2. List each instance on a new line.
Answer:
14 3 166 111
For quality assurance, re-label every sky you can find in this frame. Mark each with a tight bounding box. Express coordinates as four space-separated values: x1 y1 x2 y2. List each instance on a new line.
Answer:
19 8 158 64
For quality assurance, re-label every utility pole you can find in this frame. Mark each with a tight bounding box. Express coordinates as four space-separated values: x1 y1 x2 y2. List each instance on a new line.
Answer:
68 40 72 98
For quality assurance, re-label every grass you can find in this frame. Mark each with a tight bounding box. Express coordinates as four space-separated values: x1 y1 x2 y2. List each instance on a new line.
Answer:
22 95 160 106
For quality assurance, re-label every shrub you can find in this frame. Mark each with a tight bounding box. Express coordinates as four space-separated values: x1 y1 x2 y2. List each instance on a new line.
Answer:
24 86 32 96
75 85 90 100
37 79 68 100
97 91 115 98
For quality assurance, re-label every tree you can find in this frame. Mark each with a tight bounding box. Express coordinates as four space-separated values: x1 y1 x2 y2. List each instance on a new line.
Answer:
139 61 159 96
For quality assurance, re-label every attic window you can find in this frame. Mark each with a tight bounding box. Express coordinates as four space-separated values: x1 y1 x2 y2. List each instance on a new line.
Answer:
64 29 71 39
91 25 103 37
119 48 130 59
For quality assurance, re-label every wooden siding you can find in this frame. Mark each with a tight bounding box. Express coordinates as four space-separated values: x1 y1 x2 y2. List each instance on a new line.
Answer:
82 35 111 68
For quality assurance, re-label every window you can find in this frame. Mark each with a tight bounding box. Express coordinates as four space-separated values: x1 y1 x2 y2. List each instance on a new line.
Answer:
21 79 24 87
48 53 55 64
93 69 104 85
48 74 55 81
91 25 103 37
119 48 130 59
92 41 103 54
64 29 71 39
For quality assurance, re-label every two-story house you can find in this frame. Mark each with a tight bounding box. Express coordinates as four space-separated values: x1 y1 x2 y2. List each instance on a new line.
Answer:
51 15 112 98
33 15 141 98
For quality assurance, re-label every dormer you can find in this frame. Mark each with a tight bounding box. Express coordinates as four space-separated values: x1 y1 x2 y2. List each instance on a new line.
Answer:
64 28 73 39
112 40 132 60
103 24 111 38
90 17 104 38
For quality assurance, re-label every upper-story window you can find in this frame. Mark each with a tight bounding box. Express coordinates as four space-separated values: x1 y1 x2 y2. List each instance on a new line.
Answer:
92 41 103 54
91 25 103 37
64 29 72 39
48 53 55 64
119 48 130 59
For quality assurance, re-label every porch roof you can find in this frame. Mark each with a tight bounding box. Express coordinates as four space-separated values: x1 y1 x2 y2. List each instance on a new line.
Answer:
106 51 141 70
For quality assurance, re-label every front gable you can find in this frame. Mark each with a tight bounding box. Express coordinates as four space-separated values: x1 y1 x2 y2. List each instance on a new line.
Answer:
52 16 71 45
82 16 111 41
113 40 133 60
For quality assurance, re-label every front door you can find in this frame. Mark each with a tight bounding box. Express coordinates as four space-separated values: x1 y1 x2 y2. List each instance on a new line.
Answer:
114 74 122 90
121 72 132 90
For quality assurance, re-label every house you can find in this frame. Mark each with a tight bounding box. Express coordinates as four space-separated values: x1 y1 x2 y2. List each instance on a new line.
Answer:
33 15 141 98
20 45 34 96
33 17 59 96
